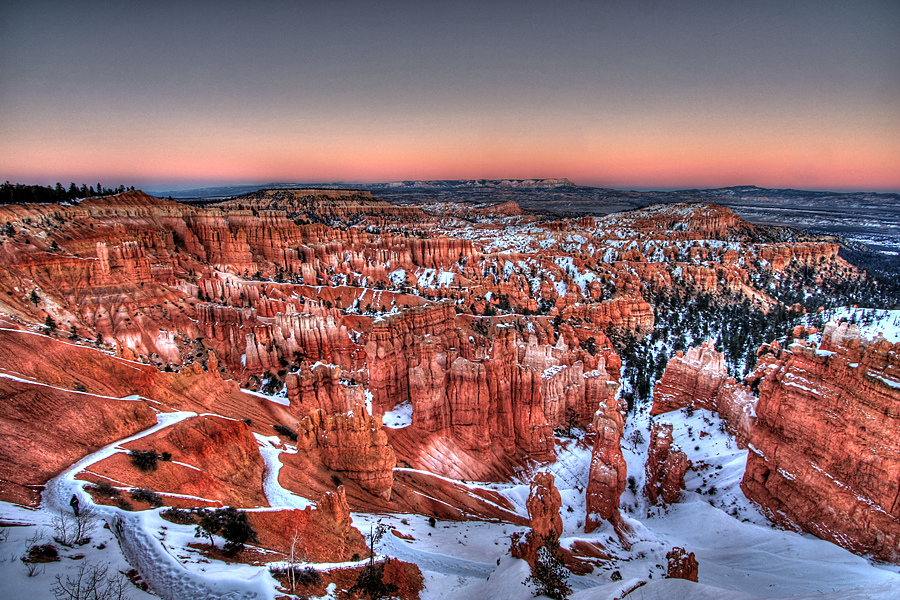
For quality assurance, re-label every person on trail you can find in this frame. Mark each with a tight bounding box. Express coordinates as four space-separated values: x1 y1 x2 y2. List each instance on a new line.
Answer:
70 494 80 516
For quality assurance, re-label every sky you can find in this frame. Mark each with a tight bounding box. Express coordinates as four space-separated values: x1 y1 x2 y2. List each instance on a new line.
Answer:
1 0 898 192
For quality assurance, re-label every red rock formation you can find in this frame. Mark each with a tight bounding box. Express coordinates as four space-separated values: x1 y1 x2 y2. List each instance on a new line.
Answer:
0 378 157 505
644 423 690 507
512 472 564 562
757 242 839 271
741 325 900 563
570 299 655 334
211 188 426 222
651 341 757 447
584 400 627 533
285 363 365 415
247 486 367 563
297 405 396 499
651 342 727 415
370 305 621 479
526 472 564 541
666 547 699 582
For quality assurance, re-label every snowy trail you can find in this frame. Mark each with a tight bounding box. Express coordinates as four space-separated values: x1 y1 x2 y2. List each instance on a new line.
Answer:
44 411 197 513
382 531 495 579
43 411 277 600
254 434 313 510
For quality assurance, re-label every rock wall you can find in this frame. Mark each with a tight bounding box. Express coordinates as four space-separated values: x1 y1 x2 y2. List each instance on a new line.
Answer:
368 304 620 477
741 323 900 562
248 486 368 563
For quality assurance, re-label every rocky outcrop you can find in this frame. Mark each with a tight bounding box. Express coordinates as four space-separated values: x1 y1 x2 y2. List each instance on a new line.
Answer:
573 299 655 334
371 304 621 478
584 400 627 533
644 423 690 507
666 547 699 582
741 324 900 563
211 188 426 222
757 242 839 271
651 341 757 447
651 342 727 415
85 415 268 509
247 486 367 563
285 363 365 415
512 472 564 562
297 406 396 500
526 472 564 541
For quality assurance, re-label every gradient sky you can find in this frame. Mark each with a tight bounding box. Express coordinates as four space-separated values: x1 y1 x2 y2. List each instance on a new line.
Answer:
1 0 898 192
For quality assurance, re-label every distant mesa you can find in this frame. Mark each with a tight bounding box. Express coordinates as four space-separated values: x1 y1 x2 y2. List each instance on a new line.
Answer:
383 178 575 189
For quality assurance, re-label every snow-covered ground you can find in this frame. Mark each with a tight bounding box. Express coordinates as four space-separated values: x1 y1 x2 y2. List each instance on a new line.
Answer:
814 307 900 343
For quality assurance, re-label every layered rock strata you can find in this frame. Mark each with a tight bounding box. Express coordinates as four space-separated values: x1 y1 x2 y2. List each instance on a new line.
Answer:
369 303 620 478
741 322 900 562
297 406 396 500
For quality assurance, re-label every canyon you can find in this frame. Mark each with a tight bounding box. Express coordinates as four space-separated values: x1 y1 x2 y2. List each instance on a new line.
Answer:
0 187 898 600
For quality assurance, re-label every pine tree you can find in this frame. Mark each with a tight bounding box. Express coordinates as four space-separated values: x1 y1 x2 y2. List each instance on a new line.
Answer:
525 534 571 600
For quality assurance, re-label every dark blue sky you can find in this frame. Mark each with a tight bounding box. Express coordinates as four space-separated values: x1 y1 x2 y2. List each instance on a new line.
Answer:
2 0 898 191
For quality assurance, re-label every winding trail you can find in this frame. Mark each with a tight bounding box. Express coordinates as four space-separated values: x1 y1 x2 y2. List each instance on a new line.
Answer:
43 410 277 600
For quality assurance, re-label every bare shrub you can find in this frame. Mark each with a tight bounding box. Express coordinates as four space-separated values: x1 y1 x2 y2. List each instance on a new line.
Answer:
51 561 132 600
53 505 97 547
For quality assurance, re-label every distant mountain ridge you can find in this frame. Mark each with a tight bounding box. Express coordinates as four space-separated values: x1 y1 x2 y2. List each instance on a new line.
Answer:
150 178 576 198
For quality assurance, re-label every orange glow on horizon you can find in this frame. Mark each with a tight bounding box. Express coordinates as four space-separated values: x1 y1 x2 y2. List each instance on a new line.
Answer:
5 129 898 193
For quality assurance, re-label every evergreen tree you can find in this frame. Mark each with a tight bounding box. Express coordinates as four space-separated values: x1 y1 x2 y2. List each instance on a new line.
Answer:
525 534 572 600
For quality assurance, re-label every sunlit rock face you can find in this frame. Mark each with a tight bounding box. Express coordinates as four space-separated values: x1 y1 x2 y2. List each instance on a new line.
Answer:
742 323 900 563
297 405 396 500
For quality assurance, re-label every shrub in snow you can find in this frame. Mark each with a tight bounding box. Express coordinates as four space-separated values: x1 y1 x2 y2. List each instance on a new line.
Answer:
350 558 398 600
90 481 119 498
24 543 59 563
53 505 97 547
51 561 131 600
270 565 321 591
160 507 195 525
194 506 258 555
272 423 298 441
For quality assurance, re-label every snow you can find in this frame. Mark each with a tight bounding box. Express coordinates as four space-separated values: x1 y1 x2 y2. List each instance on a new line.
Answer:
255 434 313 510
241 388 290 406
0 411 283 600
383 400 413 428
817 307 900 343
